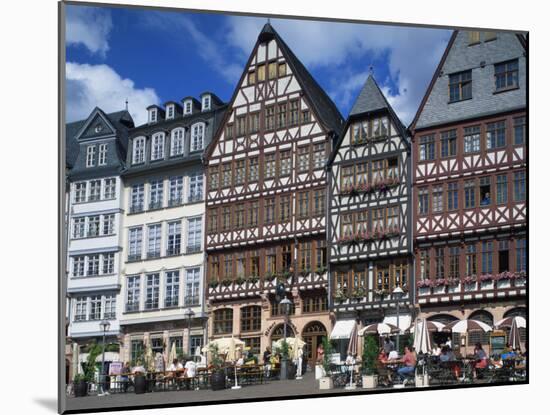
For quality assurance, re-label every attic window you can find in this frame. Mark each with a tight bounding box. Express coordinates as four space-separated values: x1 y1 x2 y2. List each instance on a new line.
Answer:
149 109 157 123
166 105 174 119
468 31 481 45
278 63 287 77
184 101 192 115
202 95 211 111
248 71 256 85
257 64 266 82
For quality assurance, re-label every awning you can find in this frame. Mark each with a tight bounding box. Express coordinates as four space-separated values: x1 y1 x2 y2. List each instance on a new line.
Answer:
330 319 356 340
383 315 412 333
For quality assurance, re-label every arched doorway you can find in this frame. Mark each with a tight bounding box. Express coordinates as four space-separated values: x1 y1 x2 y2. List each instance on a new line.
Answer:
302 321 327 367
270 324 295 346
428 314 459 347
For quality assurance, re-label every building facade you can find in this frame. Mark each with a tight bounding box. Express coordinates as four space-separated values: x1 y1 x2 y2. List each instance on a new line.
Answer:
327 75 413 341
118 94 226 364
66 108 134 361
410 30 527 350
204 23 344 363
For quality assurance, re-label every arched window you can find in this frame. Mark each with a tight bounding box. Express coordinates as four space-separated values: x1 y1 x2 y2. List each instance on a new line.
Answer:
213 308 233 335
302 321 327 362
170 127 185 156
191 122 205 152
151 132 165 160
132 136 146 164
469 310 494 345
240 305 261 332
270 324 295 343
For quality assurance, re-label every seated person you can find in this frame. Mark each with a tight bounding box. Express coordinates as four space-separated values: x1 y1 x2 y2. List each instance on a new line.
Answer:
432 344 442 357
397 346 416 385
167 358 184 373
376 349 391 386
439 345 455 362
473 343 488 378
501 349 517 360
480 192 491 206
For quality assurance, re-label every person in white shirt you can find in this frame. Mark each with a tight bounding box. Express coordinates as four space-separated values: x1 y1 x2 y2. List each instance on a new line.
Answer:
183 359 197 390
432 344 442 357
167 359 183 372
445 337 452 349
296 347 304 379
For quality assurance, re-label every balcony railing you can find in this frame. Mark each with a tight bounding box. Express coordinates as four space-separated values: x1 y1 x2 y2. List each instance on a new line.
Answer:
417 273 527 296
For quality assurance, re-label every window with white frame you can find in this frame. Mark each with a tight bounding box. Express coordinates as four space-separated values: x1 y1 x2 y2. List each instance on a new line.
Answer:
464 126 481 153
88 215 100 237
149 180 164 209
73 256 85 277
184 100 192 115
104 178 116 199
102 214 115 235
73 217 86 239
132 137 146 164
127 275 140 312
147 224 162 258
149 108 157 123
185 268 200 306
89 295 102 320
74 182 87 203
170 128 185 156
191 123 205 151
145 273 160 309
86 145 96 167
166 105 175 119
128 227 143 261
130 184 144 212
151 133 165 160
102 253 115 274
87 254 100 276
189 172 203 201
98 143 107 166
75 297 87 321
104 295 116 319
187 217 202 253
89 180 101 201
167 221 181 256
169 176 184 206
202 95 211 111
165 270 180 307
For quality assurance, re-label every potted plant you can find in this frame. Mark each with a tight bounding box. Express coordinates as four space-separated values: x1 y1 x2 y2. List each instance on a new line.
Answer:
235 275 246 286
514 270 527 287
352 287 366 300
73 373 88 397
334 288 347 303
209 344 226 391
208 280 219 289
221 278 233 287
479 274 494 289
247 275 259 285
361 334 378 388
463 275 477 291
417 278 433 295
319 337 333 390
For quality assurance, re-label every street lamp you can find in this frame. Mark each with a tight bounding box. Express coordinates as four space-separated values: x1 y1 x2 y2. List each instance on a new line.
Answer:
392 287 404 354
184 308 195 357
99 320 111 396
279 296 292 380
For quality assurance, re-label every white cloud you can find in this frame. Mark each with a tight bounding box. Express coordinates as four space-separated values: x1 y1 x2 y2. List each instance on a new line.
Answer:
66 6 112 57
224 17 450 124
66 62 160 126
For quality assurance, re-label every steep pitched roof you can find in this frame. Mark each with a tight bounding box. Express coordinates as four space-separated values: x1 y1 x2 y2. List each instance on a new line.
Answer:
206 23 344 160
327 74 409 166
264 23 345 136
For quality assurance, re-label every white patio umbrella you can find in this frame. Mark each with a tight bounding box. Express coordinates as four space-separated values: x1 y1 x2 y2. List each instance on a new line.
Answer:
145 342 154 371
168 342 177 364
358 322 399 336
443 319 493 334
274 337 306 357
495 316 526 329
204 337 245 361
508 318 522 352
413 319 433 354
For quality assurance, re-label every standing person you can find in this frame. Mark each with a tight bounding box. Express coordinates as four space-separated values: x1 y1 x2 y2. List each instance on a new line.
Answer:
445 337 453 349
183 358 197 390
120 362 131 392
383 337 395 354
295 347 304 379
263 346 272 378
396 346 416 386
316 343 325 364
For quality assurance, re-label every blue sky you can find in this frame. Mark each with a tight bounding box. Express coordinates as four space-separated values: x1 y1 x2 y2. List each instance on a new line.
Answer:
65 5 452 126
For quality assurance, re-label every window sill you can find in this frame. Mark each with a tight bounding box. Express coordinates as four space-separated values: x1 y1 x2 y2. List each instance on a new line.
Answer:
70 273 117 280
494 86 519 95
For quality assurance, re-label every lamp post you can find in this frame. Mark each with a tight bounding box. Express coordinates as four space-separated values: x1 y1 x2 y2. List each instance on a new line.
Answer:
99 320 111 396
280 296 292 380
392 287 404 354
184 308 195 357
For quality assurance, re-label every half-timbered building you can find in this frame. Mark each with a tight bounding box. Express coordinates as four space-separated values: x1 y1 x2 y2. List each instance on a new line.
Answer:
327 75 413 341
410 30 527 351
204 23 344 363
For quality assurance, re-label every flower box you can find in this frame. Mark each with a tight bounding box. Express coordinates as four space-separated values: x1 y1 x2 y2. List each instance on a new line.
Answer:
448 283 461 293
496 279 511 289
464 282 477 292
418 286 430 296
480 280 494 290
433 285 446 294
514 277 526 288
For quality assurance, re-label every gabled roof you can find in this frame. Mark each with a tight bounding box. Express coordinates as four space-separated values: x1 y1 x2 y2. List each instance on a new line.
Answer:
327 74 408 166
205 23 344 160
409 30 527 132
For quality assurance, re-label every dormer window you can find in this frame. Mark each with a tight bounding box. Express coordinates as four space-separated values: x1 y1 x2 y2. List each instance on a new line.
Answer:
132 137 145 164
166 105 174 120
149 108 158 123
184 101 192 115
151 133 165 161
98 143 107 166
202 95 211 112
191 123 205 152
86 145 96 167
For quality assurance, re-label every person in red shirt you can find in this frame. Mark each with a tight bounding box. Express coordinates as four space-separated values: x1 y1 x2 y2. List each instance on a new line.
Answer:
397 346 416 385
